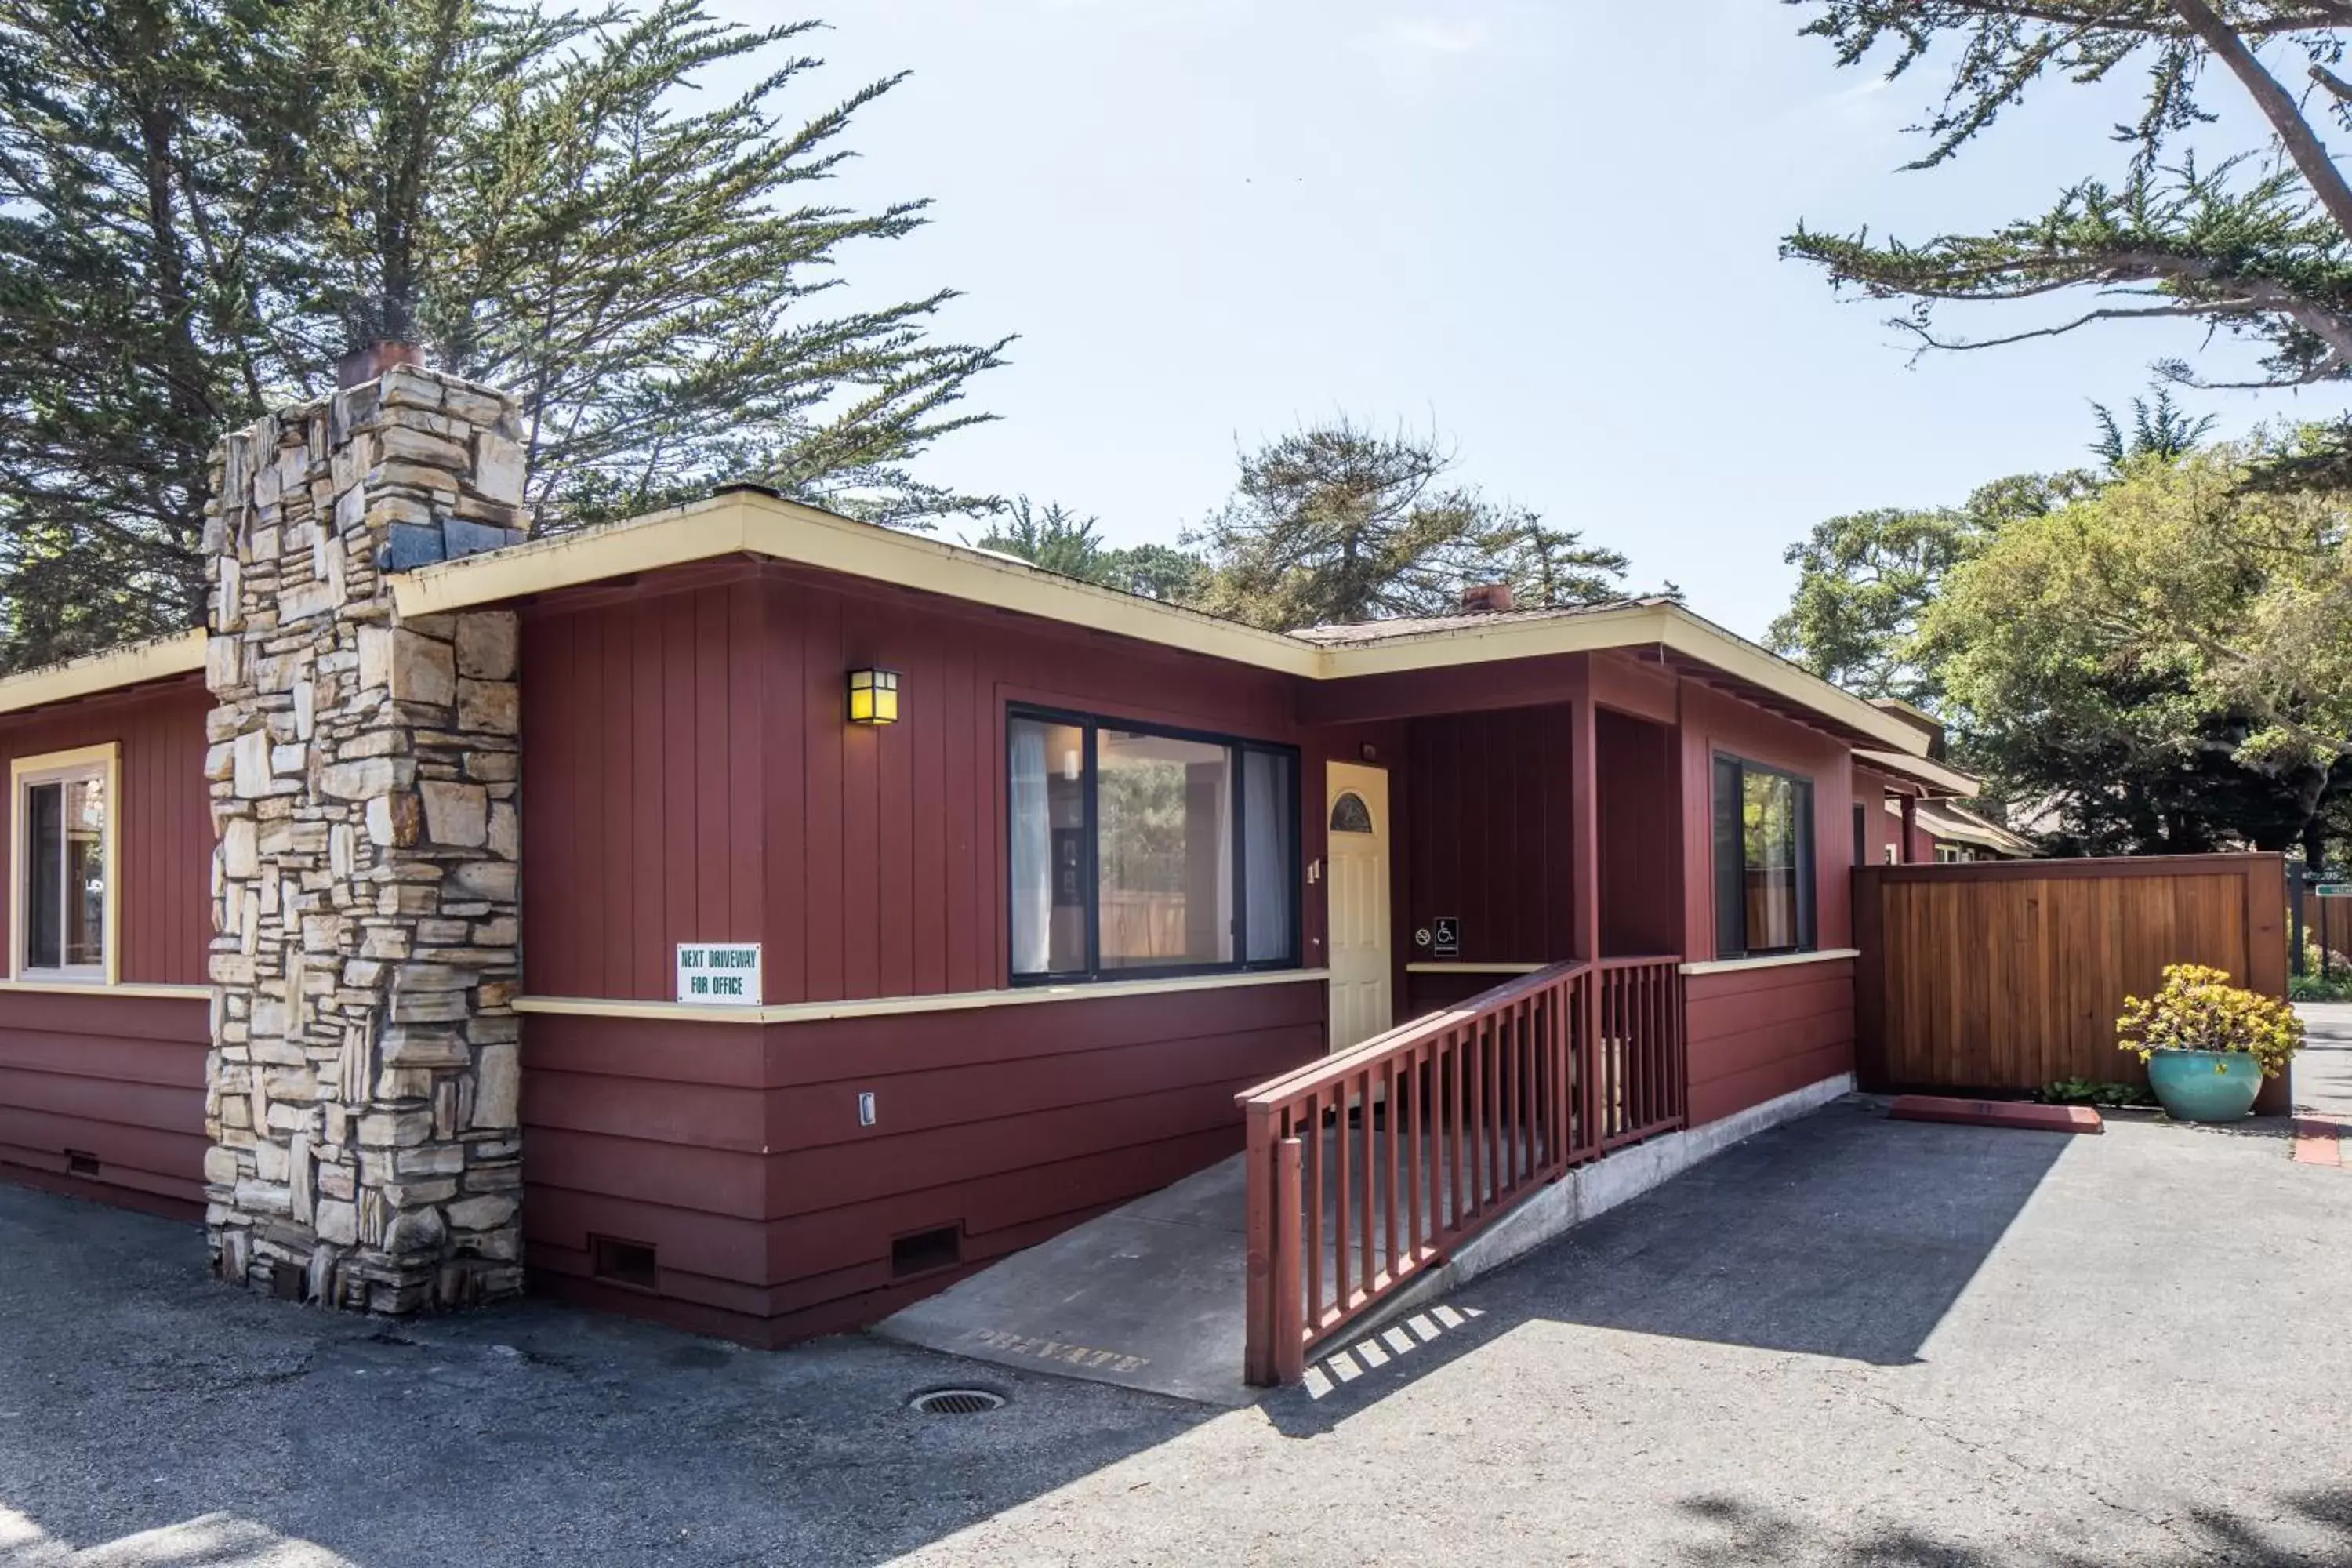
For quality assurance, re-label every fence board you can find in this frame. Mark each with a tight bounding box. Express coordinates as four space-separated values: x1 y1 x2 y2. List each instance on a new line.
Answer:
1856 854 2288 1113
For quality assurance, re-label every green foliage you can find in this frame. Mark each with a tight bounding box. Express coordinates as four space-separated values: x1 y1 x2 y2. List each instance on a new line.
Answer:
1774 419 2350 861
2117 963 2305 1079
0 0 1005 670
1927 441 2351 857
2034 1077 2154 1108
971 499 1209 603
1766 472 2079 703
2295 934 2352 1000
1783 3 2352 436
1185 420 1636 632
2089 387 2216 472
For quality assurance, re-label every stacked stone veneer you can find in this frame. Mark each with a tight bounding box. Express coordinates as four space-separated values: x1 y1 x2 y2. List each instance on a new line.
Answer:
202 365 529 1313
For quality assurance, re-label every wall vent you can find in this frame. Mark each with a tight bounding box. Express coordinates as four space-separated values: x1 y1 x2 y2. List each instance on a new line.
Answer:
891 1224 962 1279
590 1234 659 1291
64 1149 100 1178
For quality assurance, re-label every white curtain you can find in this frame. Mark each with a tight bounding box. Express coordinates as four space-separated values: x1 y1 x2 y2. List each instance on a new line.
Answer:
1009 722 1053 974
1243 752 1293 961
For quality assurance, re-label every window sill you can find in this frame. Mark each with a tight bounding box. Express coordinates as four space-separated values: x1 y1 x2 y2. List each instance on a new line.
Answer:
0 977 205 998
1679 948 1859 978
1405 962 1549 975
516 967 1332 1025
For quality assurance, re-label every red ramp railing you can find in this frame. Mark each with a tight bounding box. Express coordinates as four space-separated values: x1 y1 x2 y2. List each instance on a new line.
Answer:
1238 956 1683 1386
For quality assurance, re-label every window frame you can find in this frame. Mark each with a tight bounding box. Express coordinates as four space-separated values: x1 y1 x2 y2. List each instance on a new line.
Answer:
1006 705 1302 986
10 742 121 986
1710 750 1817 961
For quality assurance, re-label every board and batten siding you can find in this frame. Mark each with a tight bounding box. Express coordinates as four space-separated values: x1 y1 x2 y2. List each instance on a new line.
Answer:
521 562 1301 1003
1675 680 1858 963
517 561 1325 1345
0 676 212 1217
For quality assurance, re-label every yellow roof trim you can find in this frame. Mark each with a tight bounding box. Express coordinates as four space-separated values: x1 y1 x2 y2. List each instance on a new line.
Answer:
391 492 1326 677
1857 747 1981 799
391 494 1935 755
0 629 205 718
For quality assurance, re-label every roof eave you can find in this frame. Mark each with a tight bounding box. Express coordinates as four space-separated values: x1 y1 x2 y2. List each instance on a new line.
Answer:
0 629 207 718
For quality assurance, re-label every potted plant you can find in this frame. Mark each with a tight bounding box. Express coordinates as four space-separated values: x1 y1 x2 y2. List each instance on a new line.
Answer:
2117 964 2304 1123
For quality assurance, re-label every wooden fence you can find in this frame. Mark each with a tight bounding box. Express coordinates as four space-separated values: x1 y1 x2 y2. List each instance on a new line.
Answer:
1854 853 2291 1114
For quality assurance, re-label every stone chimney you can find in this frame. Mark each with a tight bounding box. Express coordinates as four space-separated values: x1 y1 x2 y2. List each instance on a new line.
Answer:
202 364 528 1314
1461 582 1515 615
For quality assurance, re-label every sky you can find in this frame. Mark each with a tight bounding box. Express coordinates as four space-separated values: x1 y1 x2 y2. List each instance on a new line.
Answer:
703 0 2320 641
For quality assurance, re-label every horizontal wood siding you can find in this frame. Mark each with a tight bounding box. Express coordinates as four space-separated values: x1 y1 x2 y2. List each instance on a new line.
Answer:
520 981 1325 1345
1685 958 1856 1127
0 680 212 1218
0 990 207 1218
1854 854 2291 1109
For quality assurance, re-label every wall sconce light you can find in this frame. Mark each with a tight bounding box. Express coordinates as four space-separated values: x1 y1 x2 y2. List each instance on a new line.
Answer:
846 667 900 726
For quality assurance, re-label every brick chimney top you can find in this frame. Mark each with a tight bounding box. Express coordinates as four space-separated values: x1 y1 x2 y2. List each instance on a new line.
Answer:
1461 582 1514 615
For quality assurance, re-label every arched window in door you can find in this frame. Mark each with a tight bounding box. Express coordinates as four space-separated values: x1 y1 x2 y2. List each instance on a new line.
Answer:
1329 791 1374 834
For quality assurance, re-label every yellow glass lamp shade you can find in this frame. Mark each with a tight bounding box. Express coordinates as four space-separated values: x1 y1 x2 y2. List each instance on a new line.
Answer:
846 667 900 725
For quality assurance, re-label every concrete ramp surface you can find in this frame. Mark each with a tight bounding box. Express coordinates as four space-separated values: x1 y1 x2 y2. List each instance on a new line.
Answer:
873 1156 1260 1407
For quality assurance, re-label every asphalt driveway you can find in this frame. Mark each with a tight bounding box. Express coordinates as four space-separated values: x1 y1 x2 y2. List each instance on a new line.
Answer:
4 1018 2349 1566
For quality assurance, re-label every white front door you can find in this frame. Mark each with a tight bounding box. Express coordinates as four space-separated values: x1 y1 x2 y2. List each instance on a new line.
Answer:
1324 762 1392 1052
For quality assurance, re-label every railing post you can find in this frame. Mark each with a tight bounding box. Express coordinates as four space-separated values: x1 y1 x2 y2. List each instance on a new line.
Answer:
1242 1105 1276 1387
1581 968 1601 1158
1672 964 1690 1126
1274 1135 1306 1386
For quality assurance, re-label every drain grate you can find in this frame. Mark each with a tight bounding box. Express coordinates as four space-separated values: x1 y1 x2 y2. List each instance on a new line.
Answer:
909 1388 1004 1416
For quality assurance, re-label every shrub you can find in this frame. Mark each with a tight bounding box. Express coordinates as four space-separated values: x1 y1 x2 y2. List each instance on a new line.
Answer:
2118 964 2305 1078
2035 1077 2154 1108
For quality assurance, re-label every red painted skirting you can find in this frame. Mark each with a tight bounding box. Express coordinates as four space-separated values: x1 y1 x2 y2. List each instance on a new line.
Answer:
1889 1095 2103 1134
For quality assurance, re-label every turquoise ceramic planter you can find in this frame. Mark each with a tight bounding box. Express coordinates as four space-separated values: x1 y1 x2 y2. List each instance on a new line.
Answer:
2145 1049 2264 1123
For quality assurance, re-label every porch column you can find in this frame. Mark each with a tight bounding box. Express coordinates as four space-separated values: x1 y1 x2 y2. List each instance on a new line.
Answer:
1900 794 1918 865
1567 666 1600 961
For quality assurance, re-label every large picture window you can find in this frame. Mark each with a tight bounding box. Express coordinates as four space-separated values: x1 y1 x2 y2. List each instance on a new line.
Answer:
12 745 118 984
1008 709 1298 982
1711 754 1815 960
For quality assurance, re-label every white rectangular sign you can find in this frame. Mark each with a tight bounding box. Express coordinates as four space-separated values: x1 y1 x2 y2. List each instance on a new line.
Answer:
677 942 762 1006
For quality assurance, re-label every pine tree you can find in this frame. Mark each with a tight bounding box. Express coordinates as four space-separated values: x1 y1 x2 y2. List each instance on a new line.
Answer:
0 1 1006 670
1187 421 1634 630
1784 3 2352 448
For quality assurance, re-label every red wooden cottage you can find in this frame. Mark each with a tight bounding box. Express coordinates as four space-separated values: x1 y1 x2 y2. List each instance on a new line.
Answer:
0 367 1975 1367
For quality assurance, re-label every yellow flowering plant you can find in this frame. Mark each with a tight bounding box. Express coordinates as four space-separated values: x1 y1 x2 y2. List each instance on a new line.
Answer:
2117 964 2305 1079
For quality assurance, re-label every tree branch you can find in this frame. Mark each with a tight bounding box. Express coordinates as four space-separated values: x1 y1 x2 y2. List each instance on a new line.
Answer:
2169 0 2352 242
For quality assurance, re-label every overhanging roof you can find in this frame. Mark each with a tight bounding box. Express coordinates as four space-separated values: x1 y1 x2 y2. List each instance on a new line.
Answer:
391 491 1938 758
1857 747 1981 799
1889 796 2035 856
0 629 205 718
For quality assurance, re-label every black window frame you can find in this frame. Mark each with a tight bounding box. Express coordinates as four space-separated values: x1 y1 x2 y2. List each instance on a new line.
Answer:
1006 705 1303 986
1711 752 1818 960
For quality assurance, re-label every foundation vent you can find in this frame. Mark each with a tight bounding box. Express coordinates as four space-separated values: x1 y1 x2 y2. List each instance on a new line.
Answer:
64 1149 100 1178
891 1224 962 1279
590 1235 659 1291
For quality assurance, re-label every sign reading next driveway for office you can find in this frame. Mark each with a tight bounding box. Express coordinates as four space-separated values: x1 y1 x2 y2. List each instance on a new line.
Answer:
677 943 762 1006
